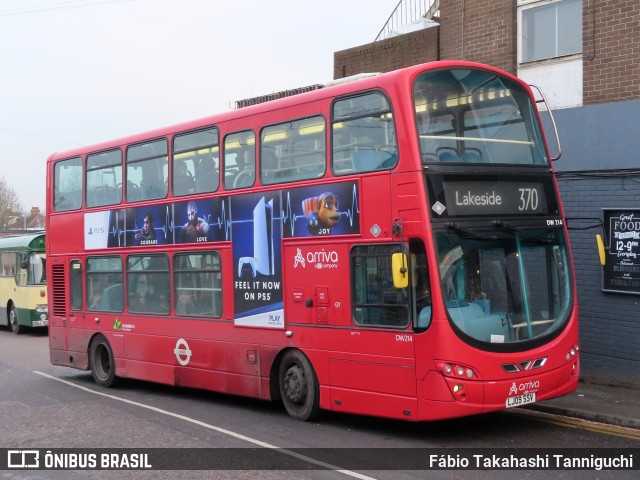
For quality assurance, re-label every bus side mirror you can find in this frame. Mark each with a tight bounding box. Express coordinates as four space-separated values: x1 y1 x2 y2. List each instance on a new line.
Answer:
596 234 606 266
392 253 408 289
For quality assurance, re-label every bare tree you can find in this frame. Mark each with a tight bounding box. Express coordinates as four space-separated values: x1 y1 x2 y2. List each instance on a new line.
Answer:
0 176 24 230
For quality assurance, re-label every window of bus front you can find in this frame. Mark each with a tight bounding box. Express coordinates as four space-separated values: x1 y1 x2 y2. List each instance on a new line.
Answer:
28 253 46 285
436 227 572 349
224 131 256 190
173 252 222 317
86 149 122 208
351 245 410 327
260 116 326 185
87 256 123 312
126 139 168 202
127 254 170 315
332 91 398 175
414 68 548 166
172 127 219 196
53 156 83 212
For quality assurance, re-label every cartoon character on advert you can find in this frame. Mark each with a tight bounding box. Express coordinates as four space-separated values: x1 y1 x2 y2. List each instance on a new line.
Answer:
302 192 340 235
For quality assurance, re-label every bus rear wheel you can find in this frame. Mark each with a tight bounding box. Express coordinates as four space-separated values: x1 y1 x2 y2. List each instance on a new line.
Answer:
9 304 23 335
278 350 320 421
89 335 119 387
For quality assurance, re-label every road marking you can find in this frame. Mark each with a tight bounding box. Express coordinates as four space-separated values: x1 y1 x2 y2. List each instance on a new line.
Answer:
506 408 640 441
33 371 376 479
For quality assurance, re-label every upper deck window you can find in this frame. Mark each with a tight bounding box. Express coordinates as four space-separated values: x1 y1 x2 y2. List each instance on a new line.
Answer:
260 116 326 185
332 92 398 175
86 149 122 208
224 131 255 190
414 69 548 166
126 139 168 202
53 156 83 212
173 127 219 196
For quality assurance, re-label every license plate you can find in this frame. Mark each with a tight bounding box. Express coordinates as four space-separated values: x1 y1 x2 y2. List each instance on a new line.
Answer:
506 392 536 408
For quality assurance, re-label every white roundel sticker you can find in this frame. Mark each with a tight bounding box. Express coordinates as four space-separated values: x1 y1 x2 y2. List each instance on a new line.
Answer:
173 338 192 366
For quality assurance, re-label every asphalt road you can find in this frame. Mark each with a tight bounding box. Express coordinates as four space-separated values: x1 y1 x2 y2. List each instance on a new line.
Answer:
1 328 638 480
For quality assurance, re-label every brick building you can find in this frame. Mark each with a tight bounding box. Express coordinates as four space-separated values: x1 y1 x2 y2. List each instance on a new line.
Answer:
335 0 640 386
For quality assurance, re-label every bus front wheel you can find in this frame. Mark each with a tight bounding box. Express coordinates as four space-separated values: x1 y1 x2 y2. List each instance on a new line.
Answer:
89 335 119 388
9 304 23 335
278 350 320 421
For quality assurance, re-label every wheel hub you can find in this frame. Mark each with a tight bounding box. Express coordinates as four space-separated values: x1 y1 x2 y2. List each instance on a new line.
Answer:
284 365 306 403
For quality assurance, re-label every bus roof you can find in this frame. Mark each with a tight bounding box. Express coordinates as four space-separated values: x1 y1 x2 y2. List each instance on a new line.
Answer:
0 233 46 252
46 60 517 163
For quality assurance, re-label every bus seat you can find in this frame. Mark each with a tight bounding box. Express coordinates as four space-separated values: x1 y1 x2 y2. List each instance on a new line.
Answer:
352 150 379 172
462 148 484 163
437 147 460 162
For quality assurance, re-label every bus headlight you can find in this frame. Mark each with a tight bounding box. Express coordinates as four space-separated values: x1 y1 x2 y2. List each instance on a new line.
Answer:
35 304 48 314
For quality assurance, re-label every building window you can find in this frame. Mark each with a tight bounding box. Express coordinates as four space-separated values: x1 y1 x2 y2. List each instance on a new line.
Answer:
519 0 582 63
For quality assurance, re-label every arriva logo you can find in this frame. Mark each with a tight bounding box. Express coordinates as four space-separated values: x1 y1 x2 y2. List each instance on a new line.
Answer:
509 380 541 396
293 248 306 268
294 249 339 270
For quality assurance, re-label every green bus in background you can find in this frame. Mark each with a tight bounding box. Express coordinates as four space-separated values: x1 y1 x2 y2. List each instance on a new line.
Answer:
0 233 48 334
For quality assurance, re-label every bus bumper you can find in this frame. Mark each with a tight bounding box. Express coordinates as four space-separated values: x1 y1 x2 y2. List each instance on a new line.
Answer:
418 356 579 421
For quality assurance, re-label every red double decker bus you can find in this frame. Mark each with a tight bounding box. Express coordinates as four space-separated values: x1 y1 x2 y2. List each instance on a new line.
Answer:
46 61 578 421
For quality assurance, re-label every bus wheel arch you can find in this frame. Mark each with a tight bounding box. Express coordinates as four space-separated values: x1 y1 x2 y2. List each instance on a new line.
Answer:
8 302 23 335
88 334 120 388
276 348 320 421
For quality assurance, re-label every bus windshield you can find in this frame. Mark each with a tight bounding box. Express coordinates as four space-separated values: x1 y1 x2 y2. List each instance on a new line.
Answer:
28 253 46 285
435 228 571 347
414 68 548 165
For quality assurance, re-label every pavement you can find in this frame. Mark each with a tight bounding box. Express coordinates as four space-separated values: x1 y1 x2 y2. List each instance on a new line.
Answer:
527 381 640 430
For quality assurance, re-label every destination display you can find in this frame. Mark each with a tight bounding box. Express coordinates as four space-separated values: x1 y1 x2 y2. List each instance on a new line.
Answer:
442 181 547 216
602 209 640 295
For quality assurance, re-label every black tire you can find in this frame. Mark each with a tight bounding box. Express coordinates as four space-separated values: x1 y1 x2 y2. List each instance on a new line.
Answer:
278 349 320 421
89 335 119 387
9 304 23 335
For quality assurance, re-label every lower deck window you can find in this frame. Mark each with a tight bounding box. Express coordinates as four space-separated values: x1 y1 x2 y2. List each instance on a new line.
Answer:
351 245 409 327
174 252 222 317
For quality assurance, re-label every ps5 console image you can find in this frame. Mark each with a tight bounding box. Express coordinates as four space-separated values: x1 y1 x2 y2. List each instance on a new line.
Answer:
253 196 274 276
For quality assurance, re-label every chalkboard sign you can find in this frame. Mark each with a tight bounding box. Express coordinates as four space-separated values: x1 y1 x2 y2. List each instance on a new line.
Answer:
602 209 640 294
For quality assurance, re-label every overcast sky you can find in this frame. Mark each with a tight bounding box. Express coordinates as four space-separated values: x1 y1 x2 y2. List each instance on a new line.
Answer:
0 0 395 212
